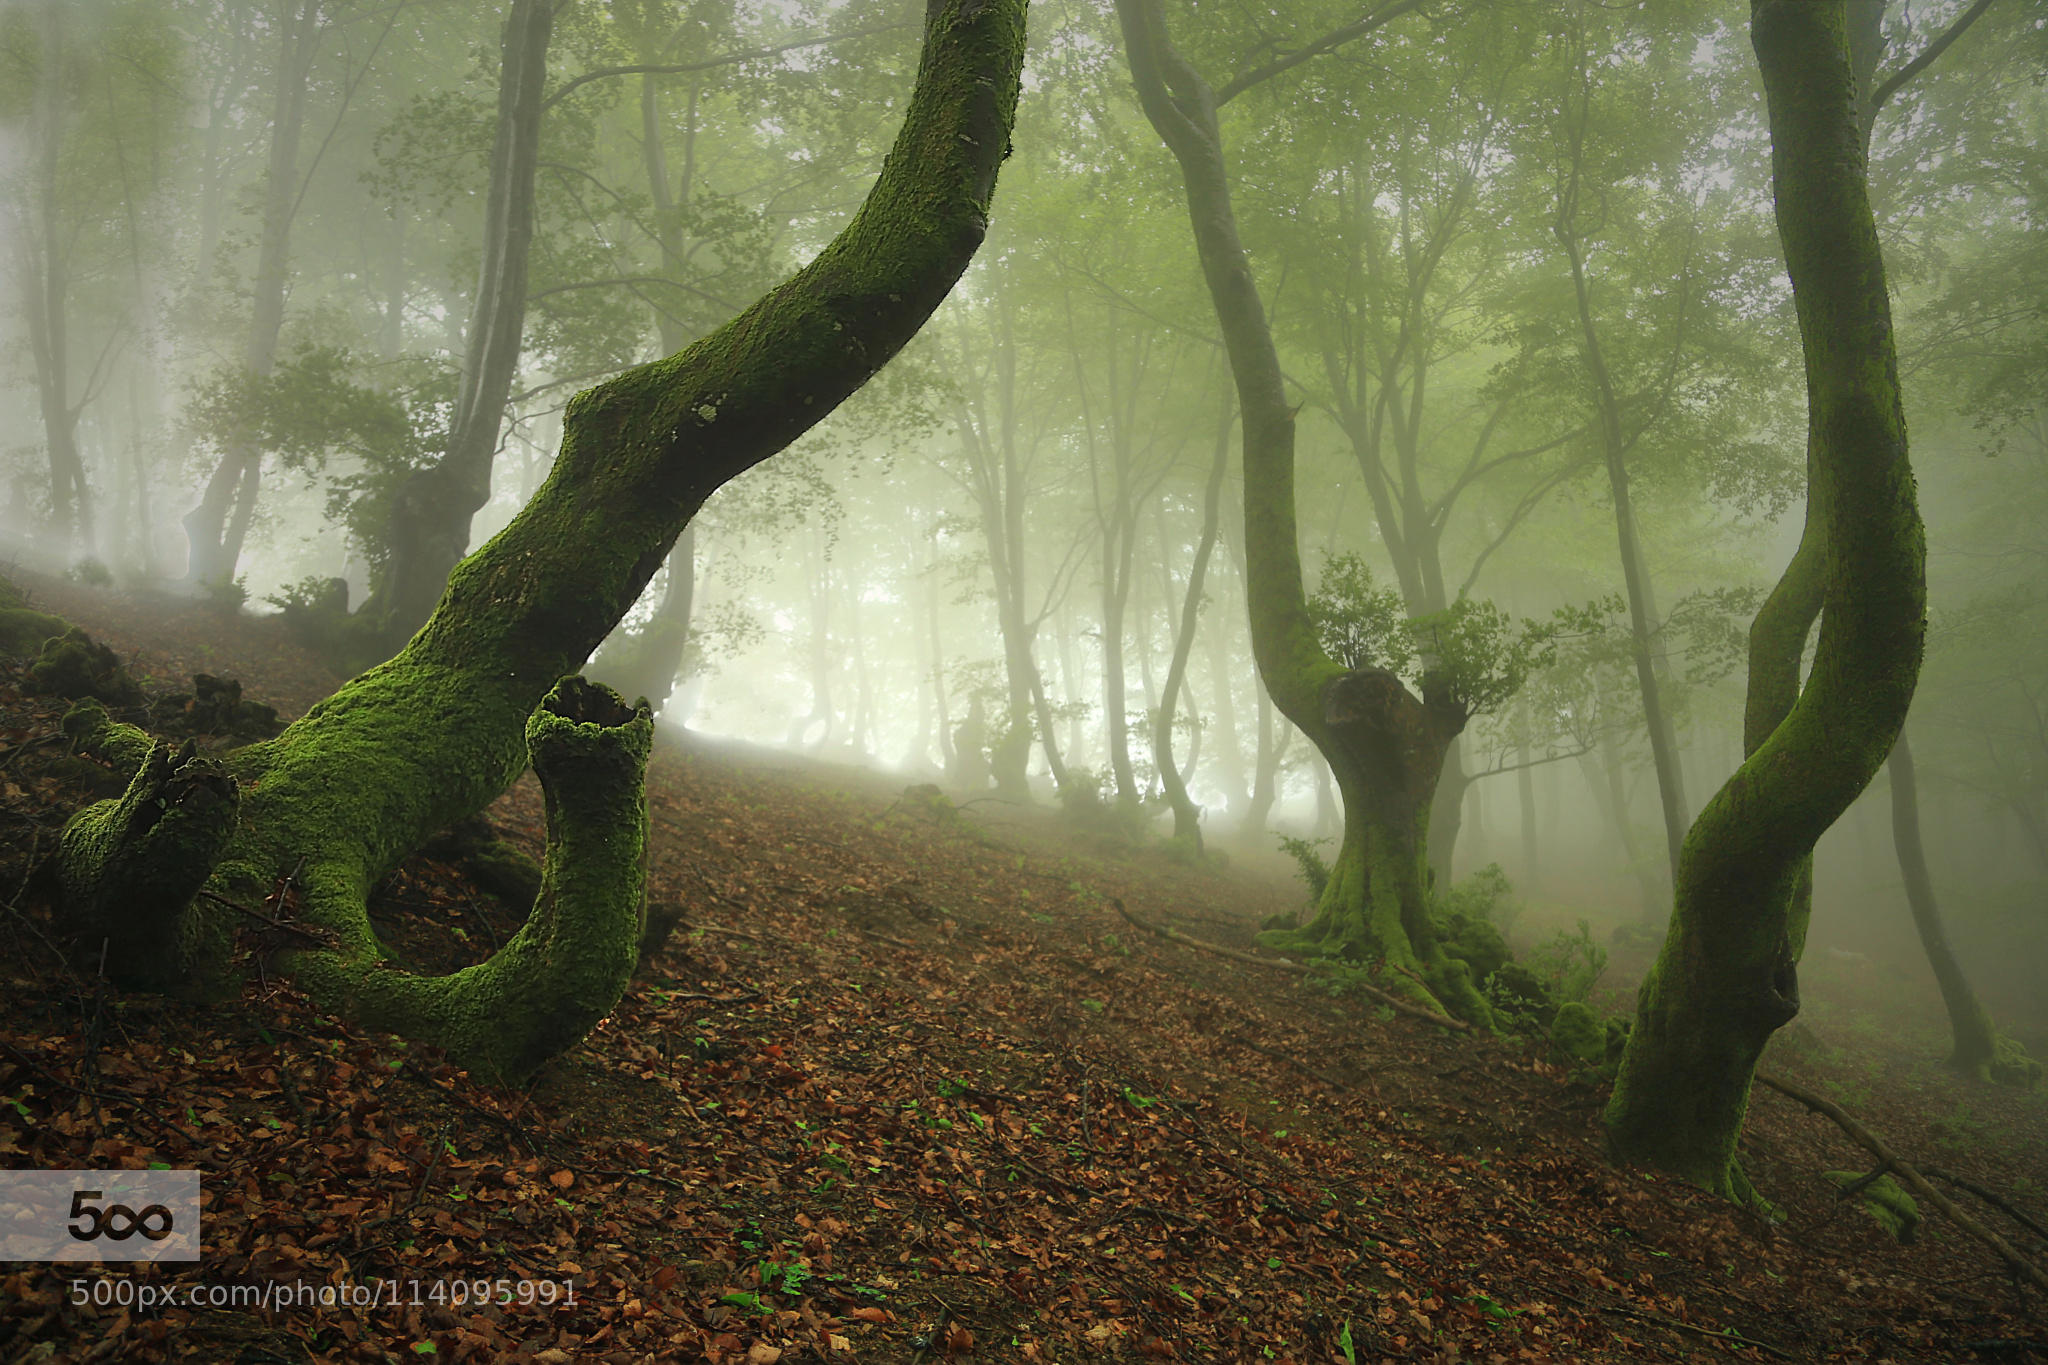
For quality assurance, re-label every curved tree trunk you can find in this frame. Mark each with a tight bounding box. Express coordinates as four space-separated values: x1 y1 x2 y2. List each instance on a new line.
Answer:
1889 732 2035 1084
55 0 1029 1084
1153 398 1231 850
1605 0 1924 1200
1113 0 1482 1022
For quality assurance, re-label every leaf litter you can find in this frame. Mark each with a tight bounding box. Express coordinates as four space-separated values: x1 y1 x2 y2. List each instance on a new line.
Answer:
1 572 2044 1363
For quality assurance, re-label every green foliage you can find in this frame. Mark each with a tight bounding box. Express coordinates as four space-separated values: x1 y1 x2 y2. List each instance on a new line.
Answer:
1308 553 1413 674
1274 834 1332 904
186 347 451 573
1309 553 1558 719
186 345 417 478
1549 1001 1607 1066
1436 862 1519 936
65 558 113 588
200 576 249 617
1524 920 1608 1006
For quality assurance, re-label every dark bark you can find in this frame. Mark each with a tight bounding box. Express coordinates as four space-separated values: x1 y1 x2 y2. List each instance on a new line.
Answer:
590 525 696 716
1889 732 2034 1084
184 0 323 590
55 0 1028 1082
1606 0 1925 1198
361 0 552 646
1114 0 1480 1018
1153 400 1231 849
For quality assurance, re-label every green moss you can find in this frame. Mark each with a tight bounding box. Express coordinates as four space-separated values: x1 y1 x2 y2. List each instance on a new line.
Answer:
46 0 1031 1086
57 740 241 997
27 628 145 706
0 606 68 656
1551 1002 1606 1066
1607 0 1924 1203
1824 1171 1920 1243
293 679 653 1082
1985 1035 2042 1090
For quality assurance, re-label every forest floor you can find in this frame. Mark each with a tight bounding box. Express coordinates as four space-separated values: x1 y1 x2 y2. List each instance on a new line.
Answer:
2 568 2046 1365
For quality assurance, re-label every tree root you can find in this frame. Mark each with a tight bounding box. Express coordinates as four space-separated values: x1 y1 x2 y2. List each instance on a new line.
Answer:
1111 897 1468 1031
1756 1071 2048 1295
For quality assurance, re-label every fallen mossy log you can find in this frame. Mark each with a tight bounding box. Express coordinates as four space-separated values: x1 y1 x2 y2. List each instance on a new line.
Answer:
38 0 1030 1085
1111 898 1469 1032
1756 1071 2048 1295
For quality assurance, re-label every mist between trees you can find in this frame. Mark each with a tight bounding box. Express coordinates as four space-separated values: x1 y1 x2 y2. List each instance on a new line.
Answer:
2 0 2044 1184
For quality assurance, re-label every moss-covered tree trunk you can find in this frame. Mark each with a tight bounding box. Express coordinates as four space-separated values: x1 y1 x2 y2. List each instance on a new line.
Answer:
1113 0 1481 1021
1604 0 1925 1198
54 0 1028 1084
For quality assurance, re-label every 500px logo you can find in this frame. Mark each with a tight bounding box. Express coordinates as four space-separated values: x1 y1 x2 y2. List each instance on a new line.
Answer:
67 1190 177 1243
1 1170 200 1262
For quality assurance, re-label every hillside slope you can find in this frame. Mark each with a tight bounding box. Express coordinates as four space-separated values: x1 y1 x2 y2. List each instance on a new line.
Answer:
2 570 2044 1363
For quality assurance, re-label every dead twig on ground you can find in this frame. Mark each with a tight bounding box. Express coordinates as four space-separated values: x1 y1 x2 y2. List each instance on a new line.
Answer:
1756 1071 2048 1296
1924 1166 2048 1248
1111 898 1469 1032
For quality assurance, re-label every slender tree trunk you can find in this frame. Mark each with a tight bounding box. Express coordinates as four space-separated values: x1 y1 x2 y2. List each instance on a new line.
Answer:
185 0 322 590
20 4 91 550
1606 0 1924 1200
1428 748 1468 892
1243 684 1285 837
362 0 551 644
1114 0 1482 1019
1888 731 2003 1077
1153 399 1230 848
1553 111 1690 885
1518 727 1540 896
588 70 708 707
590 525 696 714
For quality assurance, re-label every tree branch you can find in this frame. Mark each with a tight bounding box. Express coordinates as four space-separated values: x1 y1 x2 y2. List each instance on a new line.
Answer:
1868 0 2000 116
1214 0 1428 107
542 22 913 112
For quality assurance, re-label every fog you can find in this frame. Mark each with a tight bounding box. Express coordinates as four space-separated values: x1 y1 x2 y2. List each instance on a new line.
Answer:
2 0 2043 1038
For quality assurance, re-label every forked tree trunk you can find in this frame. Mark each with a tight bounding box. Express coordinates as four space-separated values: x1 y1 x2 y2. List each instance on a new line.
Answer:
185 0 322 590
1114 0 1483 1022
56 0 1028 1084
1605 0 1924 1200
1153 399 1230 849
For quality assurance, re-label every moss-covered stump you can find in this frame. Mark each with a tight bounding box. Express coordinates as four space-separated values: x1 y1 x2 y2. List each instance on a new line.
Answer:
57 734 241 995
149 673 285 742
1982 1035 2042 1090
26 628 146 707
0 575 68 657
